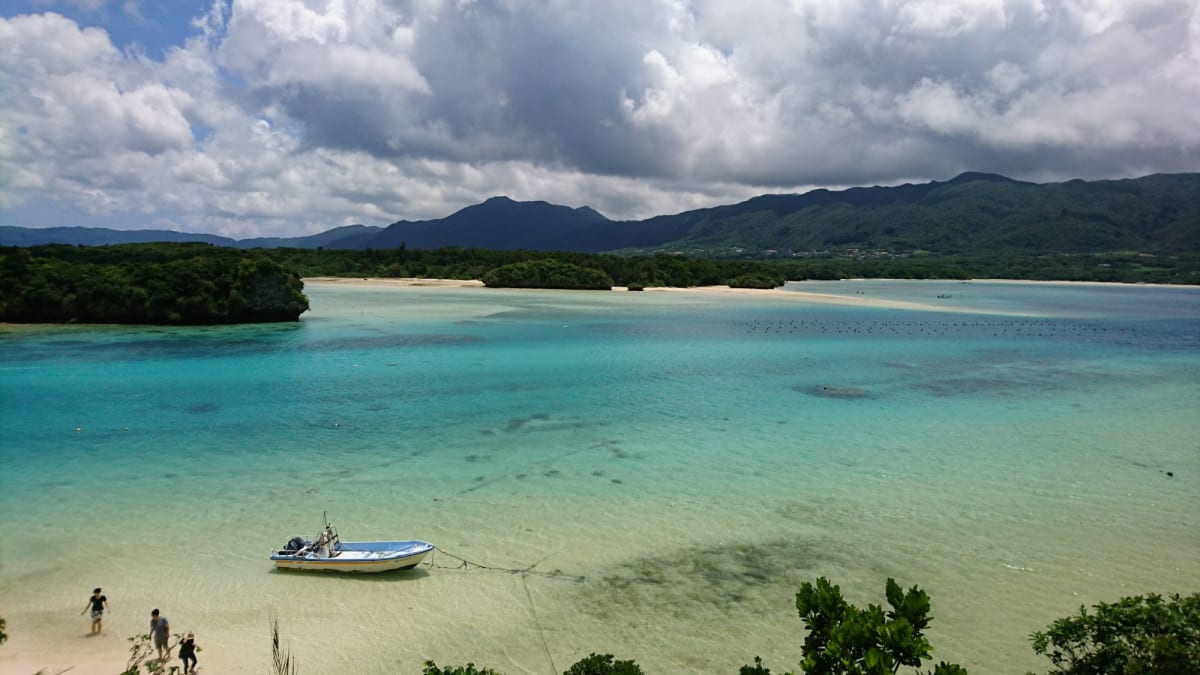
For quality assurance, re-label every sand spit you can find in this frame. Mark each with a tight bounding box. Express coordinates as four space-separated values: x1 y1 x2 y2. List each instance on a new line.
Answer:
303 277 1038 315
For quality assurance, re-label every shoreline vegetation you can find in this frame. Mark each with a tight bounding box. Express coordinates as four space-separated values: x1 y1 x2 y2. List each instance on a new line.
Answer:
2 242 1197 326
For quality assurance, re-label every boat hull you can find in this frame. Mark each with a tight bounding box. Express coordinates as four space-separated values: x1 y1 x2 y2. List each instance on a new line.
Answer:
271 540 434 573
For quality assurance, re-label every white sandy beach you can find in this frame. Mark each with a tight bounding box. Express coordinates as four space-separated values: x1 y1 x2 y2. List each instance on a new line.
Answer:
302 276 1048 316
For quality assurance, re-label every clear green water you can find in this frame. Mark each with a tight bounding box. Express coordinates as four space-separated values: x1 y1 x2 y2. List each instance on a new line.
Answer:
1 280 1197 674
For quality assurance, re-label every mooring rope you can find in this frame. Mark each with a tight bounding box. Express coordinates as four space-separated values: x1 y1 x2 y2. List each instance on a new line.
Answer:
425 548 582 675
521 572 557 674
424 547 585 582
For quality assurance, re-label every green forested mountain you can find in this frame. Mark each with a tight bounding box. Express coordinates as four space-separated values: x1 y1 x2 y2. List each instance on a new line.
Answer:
592 172 1200 256
369 196 610 250
4 173 1196 257
357 172 1199 255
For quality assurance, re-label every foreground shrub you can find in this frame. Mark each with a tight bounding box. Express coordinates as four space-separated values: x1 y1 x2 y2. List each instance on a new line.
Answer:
746 577 967 675
563 652 645 674
1030 592 1200 674
119 632 181 674
423 662 504 675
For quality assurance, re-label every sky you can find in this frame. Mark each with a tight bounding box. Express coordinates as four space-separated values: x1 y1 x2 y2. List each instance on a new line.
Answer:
2 1 1198 239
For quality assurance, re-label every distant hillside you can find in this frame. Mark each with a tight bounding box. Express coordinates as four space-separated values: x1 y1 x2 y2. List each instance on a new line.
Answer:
357 196 610 250
0 224 381 250
619 172 1200 256
4 173 1197 256
0 226 239 248
338 172 1197 255
238 224 384 249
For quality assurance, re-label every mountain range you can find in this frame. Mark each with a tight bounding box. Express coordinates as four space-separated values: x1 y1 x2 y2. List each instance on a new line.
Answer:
4 172 1197 256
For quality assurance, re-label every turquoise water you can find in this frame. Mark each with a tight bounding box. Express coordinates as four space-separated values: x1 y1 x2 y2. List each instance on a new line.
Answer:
1 280 1198 674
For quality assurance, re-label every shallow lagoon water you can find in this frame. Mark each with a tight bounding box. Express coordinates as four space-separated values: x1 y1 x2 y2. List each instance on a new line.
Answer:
1 280 1198 674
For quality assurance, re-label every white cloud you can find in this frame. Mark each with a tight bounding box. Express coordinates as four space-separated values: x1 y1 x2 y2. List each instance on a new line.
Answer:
2 0 1199 237
1 12 119 76
895 0 1009 36
263 42 429 92
2 15 194 160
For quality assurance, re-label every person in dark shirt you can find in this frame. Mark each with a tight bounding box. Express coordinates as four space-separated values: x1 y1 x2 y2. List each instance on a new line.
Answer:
80 588 110 634
179 630 199 673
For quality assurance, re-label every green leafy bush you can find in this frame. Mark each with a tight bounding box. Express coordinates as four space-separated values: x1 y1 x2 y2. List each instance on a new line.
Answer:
1030 592 1200 674
119 632 181 674
563 653 645 674
746 577 966 675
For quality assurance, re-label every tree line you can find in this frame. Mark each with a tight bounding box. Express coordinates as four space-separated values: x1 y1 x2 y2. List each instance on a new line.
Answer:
263 245 1199 286
3 242 1196 325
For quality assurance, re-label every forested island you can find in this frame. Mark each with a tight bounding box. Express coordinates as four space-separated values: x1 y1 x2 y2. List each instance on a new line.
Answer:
2 241 1196 325
0 243 308 324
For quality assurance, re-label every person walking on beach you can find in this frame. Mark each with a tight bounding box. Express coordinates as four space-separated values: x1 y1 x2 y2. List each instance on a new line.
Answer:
80 588 109 634
179 630 198 673
149 609 171 661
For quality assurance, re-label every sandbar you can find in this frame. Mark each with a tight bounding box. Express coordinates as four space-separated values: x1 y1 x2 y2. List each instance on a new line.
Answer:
305 276 484 288
302 277 1034 315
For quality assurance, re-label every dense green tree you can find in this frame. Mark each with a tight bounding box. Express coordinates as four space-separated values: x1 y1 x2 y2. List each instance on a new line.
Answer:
1029 592 1200 674
249 242 1199 287
796 577 965 675
728 273 786 289
0 243 308 324
482 259 614 289
746 577 966 675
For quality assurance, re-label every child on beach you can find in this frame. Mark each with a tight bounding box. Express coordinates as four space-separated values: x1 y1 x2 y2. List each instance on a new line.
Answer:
80 588 109 634
179 630 199 673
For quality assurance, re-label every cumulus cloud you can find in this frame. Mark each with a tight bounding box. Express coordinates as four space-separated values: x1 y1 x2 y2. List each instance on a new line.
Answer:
1 0 1198 237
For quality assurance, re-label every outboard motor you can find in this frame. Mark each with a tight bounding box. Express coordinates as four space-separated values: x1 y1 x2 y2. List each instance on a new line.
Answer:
285 536 306 552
